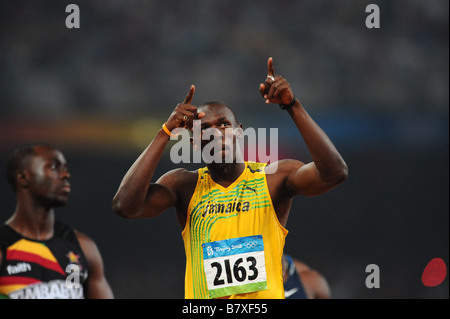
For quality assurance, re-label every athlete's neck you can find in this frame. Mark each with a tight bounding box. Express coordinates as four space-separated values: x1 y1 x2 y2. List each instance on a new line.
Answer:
7 201 55 241
207 162 245 188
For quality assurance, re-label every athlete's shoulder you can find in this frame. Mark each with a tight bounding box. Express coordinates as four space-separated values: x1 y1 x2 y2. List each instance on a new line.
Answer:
156 168 200 196
265 159 305 176
73 229 99 255
158 167 199 182
0 223 19 245
245 161 266 173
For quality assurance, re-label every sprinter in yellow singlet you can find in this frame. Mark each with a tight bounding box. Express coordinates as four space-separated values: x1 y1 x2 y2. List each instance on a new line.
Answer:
112 57 348 299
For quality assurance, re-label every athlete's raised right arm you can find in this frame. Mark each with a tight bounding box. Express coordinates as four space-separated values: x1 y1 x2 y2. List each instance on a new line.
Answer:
112 85 204 219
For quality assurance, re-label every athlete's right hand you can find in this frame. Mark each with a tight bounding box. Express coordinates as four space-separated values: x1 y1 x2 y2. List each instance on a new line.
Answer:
166 85 205 132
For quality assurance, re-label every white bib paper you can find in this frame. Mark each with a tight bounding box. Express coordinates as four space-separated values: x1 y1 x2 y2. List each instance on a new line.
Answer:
202 235 268 298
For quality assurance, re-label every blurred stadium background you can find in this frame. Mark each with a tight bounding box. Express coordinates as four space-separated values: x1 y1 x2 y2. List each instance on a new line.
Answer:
0 0 448 298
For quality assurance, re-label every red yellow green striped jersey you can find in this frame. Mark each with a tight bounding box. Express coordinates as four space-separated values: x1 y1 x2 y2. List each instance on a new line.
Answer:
0 221 88 299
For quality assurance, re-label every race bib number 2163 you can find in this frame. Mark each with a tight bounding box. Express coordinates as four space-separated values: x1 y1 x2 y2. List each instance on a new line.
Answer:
202 235 267 298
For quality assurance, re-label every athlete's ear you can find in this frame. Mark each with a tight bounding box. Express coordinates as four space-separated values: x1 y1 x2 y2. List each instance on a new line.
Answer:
191 118 202 150
235 123 244 138
17 170 30 189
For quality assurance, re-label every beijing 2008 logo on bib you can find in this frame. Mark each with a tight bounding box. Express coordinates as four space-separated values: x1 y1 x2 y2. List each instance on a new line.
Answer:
202 235 268 298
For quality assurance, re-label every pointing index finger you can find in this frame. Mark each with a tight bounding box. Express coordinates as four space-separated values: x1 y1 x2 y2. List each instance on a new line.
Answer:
183 85 195 104
267 57 275 76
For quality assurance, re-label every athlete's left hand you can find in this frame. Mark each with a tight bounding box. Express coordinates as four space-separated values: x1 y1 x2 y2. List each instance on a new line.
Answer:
259 57 295 106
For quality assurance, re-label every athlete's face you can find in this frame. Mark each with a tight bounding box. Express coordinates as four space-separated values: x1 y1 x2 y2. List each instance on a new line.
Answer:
23 146 71 207
198 104 242 165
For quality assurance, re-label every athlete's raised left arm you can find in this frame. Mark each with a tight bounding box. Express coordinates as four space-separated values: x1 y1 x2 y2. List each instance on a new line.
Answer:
76 231 114 299
260 57 348 196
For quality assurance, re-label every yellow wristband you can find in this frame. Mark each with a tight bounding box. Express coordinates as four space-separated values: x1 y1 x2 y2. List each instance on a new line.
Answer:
162 122 172 136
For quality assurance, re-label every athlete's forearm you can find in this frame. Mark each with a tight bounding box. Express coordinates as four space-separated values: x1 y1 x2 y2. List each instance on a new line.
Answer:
112 129 170 218
287 100 348 185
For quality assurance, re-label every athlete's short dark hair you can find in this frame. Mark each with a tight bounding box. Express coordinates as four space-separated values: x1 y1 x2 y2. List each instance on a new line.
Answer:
6 143 52 193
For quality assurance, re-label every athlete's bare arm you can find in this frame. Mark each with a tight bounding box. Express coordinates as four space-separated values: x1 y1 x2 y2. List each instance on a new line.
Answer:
76 231 114 299
112 86 205 220
261 58 348 220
